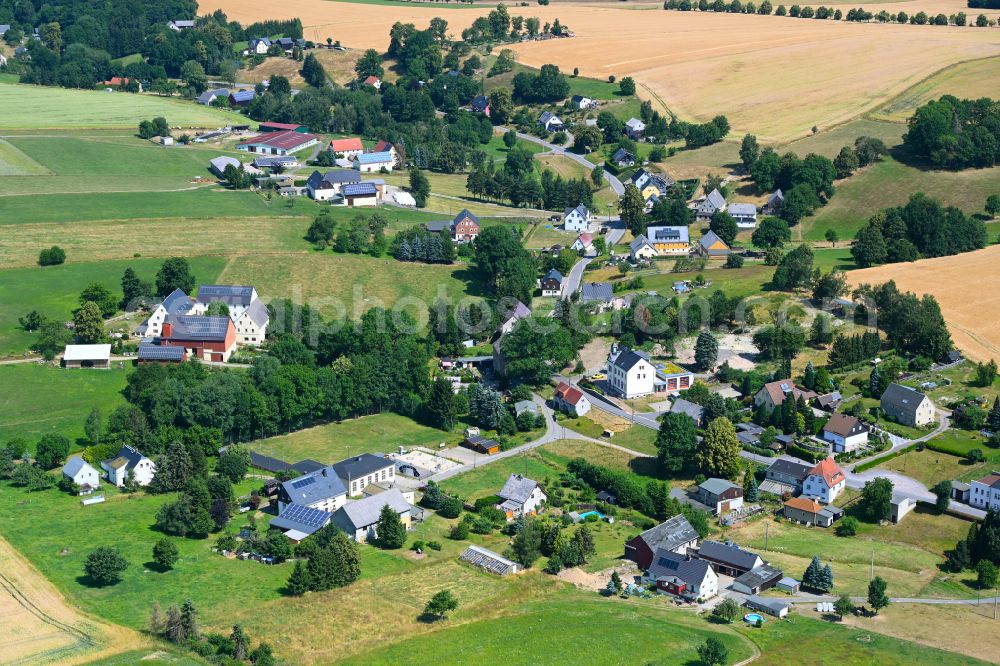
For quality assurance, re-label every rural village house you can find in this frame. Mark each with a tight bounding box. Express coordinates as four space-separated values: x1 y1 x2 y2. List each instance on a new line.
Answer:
331 489 415 543
101 445 156 487
697 231 731 259
236 130 319 156
624 514 700 570
332 453 396 497
753 380 817 411
644 226 690 256
801 456 847 503
821 413 869 453
423 209 480 243
880 383 935 427
644 549 718 600
496 474 547 520
694 189 727 222
970 472 1000 511
277 466 348 513
694 478 744 515
607 347 657 399
553 382 591 417
540 269 563 297
62 456 100 494
563 204 592 232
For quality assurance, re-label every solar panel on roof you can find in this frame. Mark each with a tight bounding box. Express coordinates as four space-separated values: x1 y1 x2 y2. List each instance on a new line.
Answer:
291 476 316 490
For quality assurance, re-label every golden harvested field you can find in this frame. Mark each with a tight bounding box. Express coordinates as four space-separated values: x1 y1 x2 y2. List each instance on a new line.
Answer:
0 535 139 665
871 55 1000 122
848 245 1000 363
238 48 362 87
205 0 1000 142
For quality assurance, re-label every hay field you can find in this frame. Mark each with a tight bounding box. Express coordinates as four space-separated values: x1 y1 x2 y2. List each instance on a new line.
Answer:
871 55 1000 122
204 0 1000 142
0 83 243 129
0 535 138 665
848 245 1000 363
237 48 362 87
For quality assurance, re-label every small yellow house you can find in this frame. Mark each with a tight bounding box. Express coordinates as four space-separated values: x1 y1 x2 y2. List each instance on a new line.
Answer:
697 231 732 258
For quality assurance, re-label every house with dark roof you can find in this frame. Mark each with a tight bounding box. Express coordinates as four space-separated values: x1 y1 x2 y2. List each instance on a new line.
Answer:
229 89 256 106
608 347 657 399
694 540 764 577
629 235 658 261
644 549 719 600
137 342 187 364
101 445 156 487
331 489 415 542
624 117 646 139
815 391 842 411
470 95 490 115
197 88 230 105
270 503 332 542
460 545 518 575
424 209 480 243
354 150 394 173
624 514 699 570
190 285 269 346
611 147 636 168
880 383 935 427
496 474 547 519
237 129 319 156
342 181 380 207
463 434 501 455
822 413 869 453
137 288 195 337
538 111 564 132
801 456 847 503
670 398 705 427
540 269 563 297
744 595 790 618
697 230 731 258
763 458 814 495
570 94 596 110
62 456 100 494
160 316 237 362
333 454 396 497
553 382 591 417
694 478 744 515
754 379 817 411
580 282 614 307
247 37 272 54
497 300 532 336
277 466 348 513
762 189 784 216
732 564 784 595
631 169 674 202
694 189 727 221
305 169 361 201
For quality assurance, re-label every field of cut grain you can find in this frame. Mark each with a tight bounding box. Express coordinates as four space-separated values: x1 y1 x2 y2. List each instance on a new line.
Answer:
204 0 1000 142
872 55 1000 122
0 535 139 665
237 48 362 87
847 245 1000 363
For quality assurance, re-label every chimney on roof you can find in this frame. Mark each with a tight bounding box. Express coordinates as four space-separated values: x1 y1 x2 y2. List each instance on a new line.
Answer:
161 322 173 338
321 468 328 476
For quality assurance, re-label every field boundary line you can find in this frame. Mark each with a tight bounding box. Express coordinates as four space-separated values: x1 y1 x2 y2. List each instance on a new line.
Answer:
866 54 1000 122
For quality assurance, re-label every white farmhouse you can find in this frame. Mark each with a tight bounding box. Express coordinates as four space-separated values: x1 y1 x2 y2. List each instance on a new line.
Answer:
821 413 869 453
563 204 592 232
101 446 156 487
801 457 846 504
62 456 100 494
496 474 547 519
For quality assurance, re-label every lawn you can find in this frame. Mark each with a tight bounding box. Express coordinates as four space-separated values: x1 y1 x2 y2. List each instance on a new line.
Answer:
380 171 549 218
0 256 227 356
215 252 481 321
799 154 1000 242
0 364 130 450
481 133 545 161
343 593 753 665
0 188 309 226
925 429 995 460
739 613 990 666
876 447 980 489
778 119 906 160
249 413 455 464
721 517 944 597
0 83 243 129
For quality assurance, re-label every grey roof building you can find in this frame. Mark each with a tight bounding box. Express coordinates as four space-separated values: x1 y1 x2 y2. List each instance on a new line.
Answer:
331 488 412 539
647 226 690 244
580 282 614 304
137 343 185 362
277 466 347 509
270 503 332 537
880 383 935 427
499 474 540 505
161 288 195 315
209 155 241 177
697 230 731 257
198 285 256 307
670 398 705 425
625 514 699 570
646 548 714 586
164 315 230 341
732 564 784 594
611 348 649 373
695 540 764 576
744 595 790 617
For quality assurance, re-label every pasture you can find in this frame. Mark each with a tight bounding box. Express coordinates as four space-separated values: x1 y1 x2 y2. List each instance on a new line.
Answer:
0 256 226 356
871 55 1000 123
0 139 51 176
248 412 456 463
0 83 242 129
847 245 1000 363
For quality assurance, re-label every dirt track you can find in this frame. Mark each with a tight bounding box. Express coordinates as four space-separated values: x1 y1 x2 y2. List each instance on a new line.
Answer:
0 535 142 665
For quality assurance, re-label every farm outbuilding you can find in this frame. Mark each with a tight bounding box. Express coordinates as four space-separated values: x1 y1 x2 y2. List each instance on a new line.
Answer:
62 344 112 369
460 545 519 576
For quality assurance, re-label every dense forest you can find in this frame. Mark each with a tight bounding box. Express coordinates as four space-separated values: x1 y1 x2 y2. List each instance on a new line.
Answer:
903 96 1000 169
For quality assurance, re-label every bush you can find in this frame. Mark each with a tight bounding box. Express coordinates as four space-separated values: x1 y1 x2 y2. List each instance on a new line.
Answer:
836 516 859 537
84 546 129 586
438 496 463 519
449 521 470 540
38 246 66 266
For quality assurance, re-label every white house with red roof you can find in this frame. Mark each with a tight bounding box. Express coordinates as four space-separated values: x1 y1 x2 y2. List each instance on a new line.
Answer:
363 75 382 90
801 456 846 504
237 130 319 156
571 233 595 254
554 382 591 417
330 137 365 158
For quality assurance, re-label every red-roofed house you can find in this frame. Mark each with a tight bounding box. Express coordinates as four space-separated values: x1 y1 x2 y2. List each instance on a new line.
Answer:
330 137 364 158
103 77 140 90
160 316 237 362
373 140 398 164
571 233 595 254
259 121 307 133
363 75 382 90
553 382 591 417
801 456 846 503
753 380 817 411
237 130 319 156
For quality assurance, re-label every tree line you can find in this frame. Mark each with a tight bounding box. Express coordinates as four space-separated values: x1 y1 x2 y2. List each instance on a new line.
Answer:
903 96 1000 170
661 0 989 24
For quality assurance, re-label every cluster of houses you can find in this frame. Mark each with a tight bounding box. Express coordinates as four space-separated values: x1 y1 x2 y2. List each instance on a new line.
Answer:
61 444 157 496
134 284 270 363
624 514 794 615
269 453 421 543
244 36 308 57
